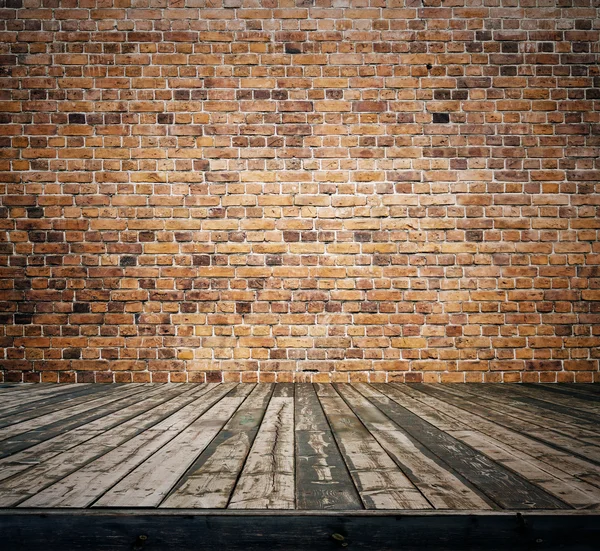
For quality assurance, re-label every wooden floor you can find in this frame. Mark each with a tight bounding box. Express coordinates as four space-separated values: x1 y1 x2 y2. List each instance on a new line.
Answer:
0 382 599 512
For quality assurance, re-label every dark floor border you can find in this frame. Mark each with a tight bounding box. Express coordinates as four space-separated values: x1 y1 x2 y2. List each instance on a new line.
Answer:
1 510 598 550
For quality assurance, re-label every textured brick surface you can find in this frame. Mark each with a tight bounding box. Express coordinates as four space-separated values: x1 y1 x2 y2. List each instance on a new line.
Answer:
1 0 599 384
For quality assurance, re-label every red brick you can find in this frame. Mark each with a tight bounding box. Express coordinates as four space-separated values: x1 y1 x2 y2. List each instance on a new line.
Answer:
0 6 597 385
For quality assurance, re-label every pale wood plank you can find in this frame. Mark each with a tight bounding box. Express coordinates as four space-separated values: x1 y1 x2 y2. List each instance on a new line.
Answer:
424 384 600 463
21 385 247 508
369 384 567 510
0 384 214 505
228 386 296 509
93 384 246 508
161 383 273 508
381 384 600 508
336 384 491 510
0 384 113 422
0 385 194 477
315 384 431 510
0 384 143 442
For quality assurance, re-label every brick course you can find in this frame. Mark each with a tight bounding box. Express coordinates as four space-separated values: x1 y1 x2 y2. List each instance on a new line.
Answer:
0 0 599 384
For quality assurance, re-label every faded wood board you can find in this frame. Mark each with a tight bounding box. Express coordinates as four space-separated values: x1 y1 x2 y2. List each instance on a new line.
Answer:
462 384 600 432
370 384 568 510
294 384 362 510
92 383 244 508
0 383 599 513
0 385 146 443
0 384 123 426
0 384 155 459
161 383 273 508
317 386 430 510
385 384 600 502
228 387 296 509
0 384 216 505
0 385 199 479
20 385 239 508
449 430 600 511
336 384 491 510
418 384 600 464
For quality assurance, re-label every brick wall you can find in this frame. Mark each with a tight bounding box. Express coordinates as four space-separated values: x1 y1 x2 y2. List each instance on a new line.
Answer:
1 0 599 384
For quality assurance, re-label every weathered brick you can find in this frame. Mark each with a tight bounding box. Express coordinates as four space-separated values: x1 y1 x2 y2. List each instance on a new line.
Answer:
0 5 596 385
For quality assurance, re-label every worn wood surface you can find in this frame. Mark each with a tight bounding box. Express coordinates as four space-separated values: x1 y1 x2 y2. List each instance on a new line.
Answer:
0 383 599 511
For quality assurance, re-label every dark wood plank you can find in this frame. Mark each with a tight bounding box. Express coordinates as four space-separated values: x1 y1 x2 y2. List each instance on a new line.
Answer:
1 510 599 551
294 383 362 510
509 385 600 415
572 384 600 395
370 384 568 510
528 385 600 403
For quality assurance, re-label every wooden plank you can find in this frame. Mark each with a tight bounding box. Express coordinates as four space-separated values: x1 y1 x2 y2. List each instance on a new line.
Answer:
0 384 91 407
93 384 247 508
20 385 249 508
0 384 220 506
335 384 491 510
0 385 196 472
314 384 431 510
369 384 568 510
294 383 362 510
0 385 154 459
464 384 600 431
0 384 145 443
423 384 600 464
0 383 34 391
0 383 83 398
228 385 296 509
572 384 600 395
514 385 600 414
449 430 600 511
1 510 600 551
530 384 600 404
0 384 117 424
0 384 98 410
385 384 600 505
161 383 274 508
513 385 600 416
